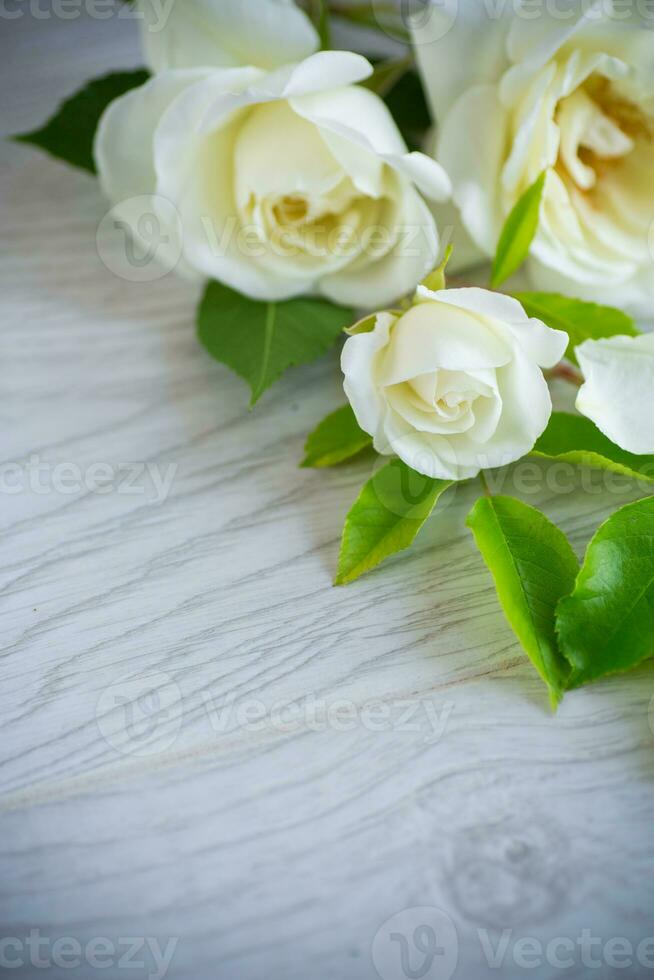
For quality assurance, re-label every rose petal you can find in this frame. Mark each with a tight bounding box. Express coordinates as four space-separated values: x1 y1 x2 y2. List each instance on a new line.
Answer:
576 335 654 454
137 0 318 72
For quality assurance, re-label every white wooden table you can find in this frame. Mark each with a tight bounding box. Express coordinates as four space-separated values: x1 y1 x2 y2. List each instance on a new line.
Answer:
2 13 654 980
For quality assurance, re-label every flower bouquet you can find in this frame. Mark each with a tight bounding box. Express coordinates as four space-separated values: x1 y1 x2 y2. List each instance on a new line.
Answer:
18 0 654 707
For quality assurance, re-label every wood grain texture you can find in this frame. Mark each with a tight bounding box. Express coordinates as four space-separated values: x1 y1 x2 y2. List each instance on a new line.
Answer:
1 14 654 980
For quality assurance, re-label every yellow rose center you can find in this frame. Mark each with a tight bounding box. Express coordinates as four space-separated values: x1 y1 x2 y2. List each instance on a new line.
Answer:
556 77 652 194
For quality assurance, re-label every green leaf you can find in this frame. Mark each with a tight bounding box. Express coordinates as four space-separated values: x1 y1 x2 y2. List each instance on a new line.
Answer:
345 310 402 336
198 281 352 405
420 244 454 293
491 171 547 289
309 0 330 48
533 413 654 484
302 405 372 468
557 496 654 686
336 459 452 585
467 495 579 705
514 292 638 366
15 70 150 173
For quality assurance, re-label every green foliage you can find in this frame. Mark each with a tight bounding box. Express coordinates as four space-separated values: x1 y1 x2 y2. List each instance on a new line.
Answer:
557 497 654 685
533 413 654 484
345 313 380 336
336 459 452 585
198 281 352 405
491 171 547 288
310 0 330 48
467 495 579 705
383 68 431 151
345 310 403 336
514 292 638 366
302 404 372 468
364 56 413 98
420 244 454 293
15 70 149 173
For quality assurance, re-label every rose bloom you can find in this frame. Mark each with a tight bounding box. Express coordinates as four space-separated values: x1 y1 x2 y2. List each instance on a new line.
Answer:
94 36 451 305
414 1 654 317
342 288 568 481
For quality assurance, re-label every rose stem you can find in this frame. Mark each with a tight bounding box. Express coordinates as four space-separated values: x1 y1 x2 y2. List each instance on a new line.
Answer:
546 363 584 387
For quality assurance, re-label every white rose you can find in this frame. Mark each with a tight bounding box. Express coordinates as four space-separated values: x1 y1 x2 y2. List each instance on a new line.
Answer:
137 0 318 73
94 51 451 306
575 334 654 454
342 288 568 480
414 1 654 317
